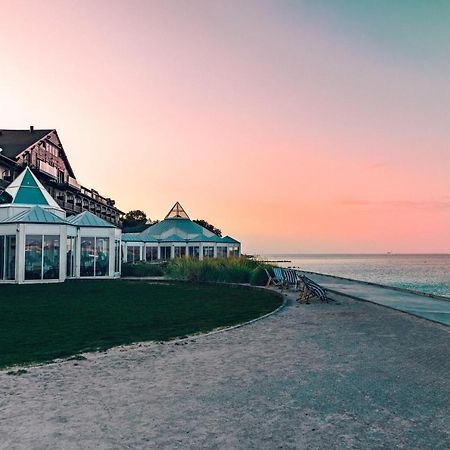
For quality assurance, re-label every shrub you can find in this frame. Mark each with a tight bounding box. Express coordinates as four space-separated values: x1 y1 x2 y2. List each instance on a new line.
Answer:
250 266 269 286
121 262 165 277
165 257 269 284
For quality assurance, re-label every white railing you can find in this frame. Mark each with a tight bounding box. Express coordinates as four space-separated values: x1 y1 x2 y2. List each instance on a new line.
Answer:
38 160 58 178
68 176 81 190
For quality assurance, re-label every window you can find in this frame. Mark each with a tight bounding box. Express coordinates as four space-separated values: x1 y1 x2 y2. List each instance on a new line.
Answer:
127 245 140 263
66 236 76 277
25 235 59 280
80 237 95 276
0 236 16 279
174 246 186 258
229 245 240 257
43 235 60 279
115 240 121 273
0 236 3 279
217 246 228 258
145 246 158 261
203 246 214 259
188 246 199 259
160 246 171 260
95 238 109 276
25 235 43 280
2 170 12 181
81 237 110 277
5 236 15 280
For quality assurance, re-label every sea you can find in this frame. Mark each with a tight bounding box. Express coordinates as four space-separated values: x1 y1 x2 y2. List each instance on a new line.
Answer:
261 254 450 298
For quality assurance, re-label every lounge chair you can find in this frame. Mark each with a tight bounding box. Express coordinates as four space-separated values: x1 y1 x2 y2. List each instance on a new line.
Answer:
298 275 330 303
264 267 283 288
282 268 301 290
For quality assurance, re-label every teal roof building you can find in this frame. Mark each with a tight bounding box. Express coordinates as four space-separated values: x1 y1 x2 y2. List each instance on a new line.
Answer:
0 167 121 284
122 202 241 262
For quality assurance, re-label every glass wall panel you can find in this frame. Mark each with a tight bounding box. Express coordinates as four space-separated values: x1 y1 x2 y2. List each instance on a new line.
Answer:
217 246 228 258
203 246 214 259
80 237 95 276
188 246 199 259
0 236 4 280
43 235 60 279
115 240 121 273
160 246 171 260
25 235 42 280
229 245 240 257
127 245 140 263
145 246 158 261
95 237 109 276
127 246 134 263
5 236 16 280
174 246 186 258
66 236 76 277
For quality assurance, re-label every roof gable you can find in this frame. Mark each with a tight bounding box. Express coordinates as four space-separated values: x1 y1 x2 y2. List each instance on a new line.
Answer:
0 129 52 159
68 211 116 228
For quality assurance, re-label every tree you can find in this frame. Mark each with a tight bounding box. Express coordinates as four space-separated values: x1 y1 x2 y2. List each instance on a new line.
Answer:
194 219 222 237
122 210 147 229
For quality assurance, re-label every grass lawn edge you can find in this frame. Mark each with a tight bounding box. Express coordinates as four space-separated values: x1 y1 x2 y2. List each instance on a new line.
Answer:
1 283 285 373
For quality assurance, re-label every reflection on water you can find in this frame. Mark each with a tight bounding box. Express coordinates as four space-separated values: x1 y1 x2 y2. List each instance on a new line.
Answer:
261 254 450 297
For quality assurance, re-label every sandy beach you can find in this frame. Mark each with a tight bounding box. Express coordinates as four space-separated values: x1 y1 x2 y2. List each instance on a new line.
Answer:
1 291 449 449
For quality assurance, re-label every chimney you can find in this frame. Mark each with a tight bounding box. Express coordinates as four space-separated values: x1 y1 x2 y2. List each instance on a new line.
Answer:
30 125 34 133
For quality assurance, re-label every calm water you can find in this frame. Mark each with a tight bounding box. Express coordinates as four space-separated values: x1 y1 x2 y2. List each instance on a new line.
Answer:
262 254 450 297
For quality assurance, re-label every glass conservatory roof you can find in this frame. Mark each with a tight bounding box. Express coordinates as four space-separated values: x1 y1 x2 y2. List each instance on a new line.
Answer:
165 202 190 219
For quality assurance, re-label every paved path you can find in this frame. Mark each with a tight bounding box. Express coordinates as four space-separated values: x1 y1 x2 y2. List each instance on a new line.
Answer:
1 292 449 449
301 272 450 326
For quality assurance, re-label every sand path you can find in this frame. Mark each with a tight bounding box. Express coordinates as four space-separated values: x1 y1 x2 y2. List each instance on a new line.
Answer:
1 292 449 449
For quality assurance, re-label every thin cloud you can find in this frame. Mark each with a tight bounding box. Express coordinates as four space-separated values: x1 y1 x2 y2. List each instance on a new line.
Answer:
340 199 450 211
366 162 388 170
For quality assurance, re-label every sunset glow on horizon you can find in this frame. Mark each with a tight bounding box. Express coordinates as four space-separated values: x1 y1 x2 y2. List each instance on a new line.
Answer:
1 0 450 253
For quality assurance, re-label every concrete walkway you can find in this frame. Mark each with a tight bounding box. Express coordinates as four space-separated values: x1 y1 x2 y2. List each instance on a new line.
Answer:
301 272 450 326
1 291 449 449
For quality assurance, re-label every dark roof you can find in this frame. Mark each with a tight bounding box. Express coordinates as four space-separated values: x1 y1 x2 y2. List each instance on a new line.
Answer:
0 129 53 159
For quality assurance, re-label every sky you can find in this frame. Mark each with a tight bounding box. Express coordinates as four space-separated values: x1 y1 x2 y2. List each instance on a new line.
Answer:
1 0 450 253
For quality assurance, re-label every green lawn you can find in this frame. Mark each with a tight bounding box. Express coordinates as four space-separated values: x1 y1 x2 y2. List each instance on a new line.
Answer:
0 280 282 369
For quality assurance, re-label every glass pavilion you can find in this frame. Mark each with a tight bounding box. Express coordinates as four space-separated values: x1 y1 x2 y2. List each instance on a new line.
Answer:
0 167 121 283
122 202 241 263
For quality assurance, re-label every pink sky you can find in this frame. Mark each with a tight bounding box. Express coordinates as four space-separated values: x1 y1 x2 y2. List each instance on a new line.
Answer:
1 1 449 253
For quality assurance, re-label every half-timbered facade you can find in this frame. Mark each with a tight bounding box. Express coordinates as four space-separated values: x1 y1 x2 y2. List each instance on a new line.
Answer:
0 127 122 225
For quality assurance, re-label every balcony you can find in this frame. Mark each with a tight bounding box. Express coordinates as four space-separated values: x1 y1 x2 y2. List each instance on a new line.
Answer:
68 176 81 190
38 160 58 178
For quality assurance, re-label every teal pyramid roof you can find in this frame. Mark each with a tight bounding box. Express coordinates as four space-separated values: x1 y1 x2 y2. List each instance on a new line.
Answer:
68 211 116 228
1 206 68 224
4 167 62 209
14 170 47 204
